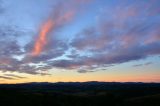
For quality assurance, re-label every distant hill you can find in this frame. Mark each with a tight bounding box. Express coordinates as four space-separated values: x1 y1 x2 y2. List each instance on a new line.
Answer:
0 82 160 106
0 81 160 91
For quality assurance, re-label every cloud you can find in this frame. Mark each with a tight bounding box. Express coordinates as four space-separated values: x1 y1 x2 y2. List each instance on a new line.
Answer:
144 62 153 66
133 64 143 67
0 74 26 80
133 62 153 67
65 1 160 71
0 0 92 75
0 0 159 75
77 69 96 73
4 74 26 79
31 1 75 57
22 0 160 73
0 75 15 80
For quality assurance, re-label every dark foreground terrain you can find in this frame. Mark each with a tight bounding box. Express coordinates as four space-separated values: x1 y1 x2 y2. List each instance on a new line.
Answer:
0 82 160 106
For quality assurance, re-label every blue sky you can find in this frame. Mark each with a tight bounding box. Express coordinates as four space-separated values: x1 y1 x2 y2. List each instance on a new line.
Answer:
0 0 160 83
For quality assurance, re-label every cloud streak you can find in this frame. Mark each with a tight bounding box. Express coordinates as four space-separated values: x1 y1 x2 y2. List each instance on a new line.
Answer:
0 76 15 80
4 74 26 79
32 19 55 56
31 2 74 56
133 62 153 67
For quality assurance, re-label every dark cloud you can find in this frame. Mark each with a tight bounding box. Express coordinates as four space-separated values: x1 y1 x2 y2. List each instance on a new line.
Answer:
133 62 153 67
0 26 39 75
4 74 26 79
0 75 15 80
144 62 153 66
77 69 96 73
133 64 143 67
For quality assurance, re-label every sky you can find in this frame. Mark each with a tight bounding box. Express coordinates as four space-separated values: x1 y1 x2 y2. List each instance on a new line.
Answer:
0 0 160 83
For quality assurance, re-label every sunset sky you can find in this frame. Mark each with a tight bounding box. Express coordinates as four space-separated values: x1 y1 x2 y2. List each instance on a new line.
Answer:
0 0 160 83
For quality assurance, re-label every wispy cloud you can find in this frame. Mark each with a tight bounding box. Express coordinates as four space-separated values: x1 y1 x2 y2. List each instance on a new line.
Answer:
0 76 15 80
4 74 26 79
133 62 153 67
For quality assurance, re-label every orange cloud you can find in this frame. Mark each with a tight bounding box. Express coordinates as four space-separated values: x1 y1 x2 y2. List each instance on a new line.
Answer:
31 0 89 57
32 19 54 56
32 10 74 56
